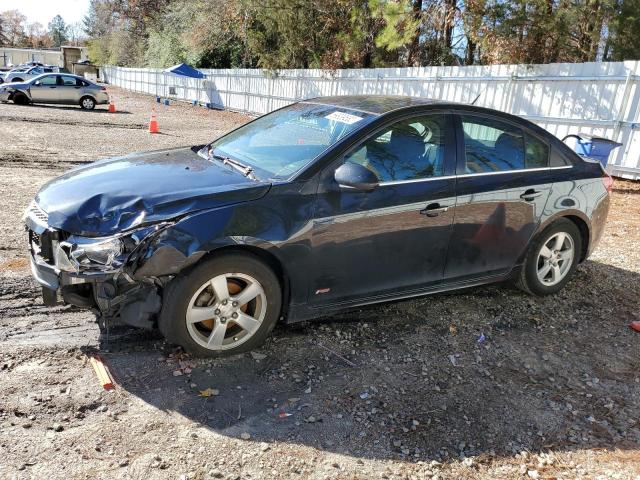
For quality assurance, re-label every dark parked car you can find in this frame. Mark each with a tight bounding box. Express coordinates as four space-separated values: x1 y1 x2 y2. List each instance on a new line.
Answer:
24 96 611 356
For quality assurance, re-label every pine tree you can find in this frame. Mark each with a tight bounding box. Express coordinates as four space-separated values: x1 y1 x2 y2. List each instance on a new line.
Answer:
48 15 68 47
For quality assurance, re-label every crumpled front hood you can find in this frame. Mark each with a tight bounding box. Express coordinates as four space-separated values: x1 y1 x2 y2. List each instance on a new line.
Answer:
36 146 271 236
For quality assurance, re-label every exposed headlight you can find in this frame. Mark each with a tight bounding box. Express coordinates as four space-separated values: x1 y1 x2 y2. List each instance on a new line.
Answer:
57 225 163 273
68 236 124 267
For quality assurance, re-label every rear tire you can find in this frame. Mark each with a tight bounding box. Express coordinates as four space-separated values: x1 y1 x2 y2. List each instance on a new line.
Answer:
516 218 582 296
159 253 282 357
80 96 96 110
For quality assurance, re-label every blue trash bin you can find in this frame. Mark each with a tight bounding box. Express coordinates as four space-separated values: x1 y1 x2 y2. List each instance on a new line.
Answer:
565 133 622 167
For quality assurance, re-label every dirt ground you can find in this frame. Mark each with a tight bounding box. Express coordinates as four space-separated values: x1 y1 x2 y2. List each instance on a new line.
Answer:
0 87 639 480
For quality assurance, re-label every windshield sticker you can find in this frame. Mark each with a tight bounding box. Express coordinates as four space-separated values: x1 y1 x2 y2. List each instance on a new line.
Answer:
325 111 363 125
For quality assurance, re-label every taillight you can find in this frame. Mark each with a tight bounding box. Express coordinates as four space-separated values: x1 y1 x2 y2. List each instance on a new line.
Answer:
100 86 106 91
603 174 614 193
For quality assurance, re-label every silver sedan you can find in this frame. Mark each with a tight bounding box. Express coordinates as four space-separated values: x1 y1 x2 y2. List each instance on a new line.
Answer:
0 73 110 110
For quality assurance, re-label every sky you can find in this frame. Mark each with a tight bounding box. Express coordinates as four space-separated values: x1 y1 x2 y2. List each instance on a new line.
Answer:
0 0 90 27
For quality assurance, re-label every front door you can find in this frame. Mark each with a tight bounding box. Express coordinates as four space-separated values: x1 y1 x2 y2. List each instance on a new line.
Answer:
29 74 59 102
444 113 553 281
58 75 83 104
309 112 457 306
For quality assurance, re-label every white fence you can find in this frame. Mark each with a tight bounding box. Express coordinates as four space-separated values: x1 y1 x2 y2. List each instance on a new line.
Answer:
102 61 640 179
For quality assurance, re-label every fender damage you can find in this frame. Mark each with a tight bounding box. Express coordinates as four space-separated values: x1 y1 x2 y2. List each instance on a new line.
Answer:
24 146 273 329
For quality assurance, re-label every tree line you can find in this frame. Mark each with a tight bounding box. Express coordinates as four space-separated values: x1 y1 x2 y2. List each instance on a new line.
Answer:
8 0 640 68
0 11 84 49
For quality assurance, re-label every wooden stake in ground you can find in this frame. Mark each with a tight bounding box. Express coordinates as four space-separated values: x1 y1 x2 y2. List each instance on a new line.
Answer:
89 355 115 390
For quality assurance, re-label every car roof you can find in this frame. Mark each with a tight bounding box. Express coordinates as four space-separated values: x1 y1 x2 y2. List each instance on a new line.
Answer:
302 95 445 115
32 72 83 79
301 95 553 133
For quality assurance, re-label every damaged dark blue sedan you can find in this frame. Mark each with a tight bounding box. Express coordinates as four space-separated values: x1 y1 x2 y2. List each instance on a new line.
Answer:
24 96 611 356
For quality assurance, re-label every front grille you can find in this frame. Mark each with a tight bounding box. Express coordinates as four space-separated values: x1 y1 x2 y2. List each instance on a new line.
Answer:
28 202 49 224
29 229 55 265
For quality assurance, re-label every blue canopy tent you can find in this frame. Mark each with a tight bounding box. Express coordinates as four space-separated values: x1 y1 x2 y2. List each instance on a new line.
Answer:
163 63 206 79
158 63 207 105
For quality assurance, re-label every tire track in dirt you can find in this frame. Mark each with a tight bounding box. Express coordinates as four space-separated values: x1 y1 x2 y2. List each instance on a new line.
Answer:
0 151 90 170
0 115 146 130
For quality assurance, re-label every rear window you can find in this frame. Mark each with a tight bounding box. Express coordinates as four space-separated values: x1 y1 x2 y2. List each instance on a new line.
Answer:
524 133 549 168
550 150 572 167
461 115 525 173
461 115 550 173
60 75 77 86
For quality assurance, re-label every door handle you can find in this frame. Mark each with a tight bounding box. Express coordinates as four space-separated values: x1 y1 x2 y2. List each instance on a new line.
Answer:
420 203 449 217
520 189 543 201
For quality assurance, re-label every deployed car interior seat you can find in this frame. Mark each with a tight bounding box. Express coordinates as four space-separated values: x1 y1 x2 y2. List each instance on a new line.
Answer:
493 132 525 170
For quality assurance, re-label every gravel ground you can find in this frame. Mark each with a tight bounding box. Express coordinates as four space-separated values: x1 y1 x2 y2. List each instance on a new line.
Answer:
0 87 639 480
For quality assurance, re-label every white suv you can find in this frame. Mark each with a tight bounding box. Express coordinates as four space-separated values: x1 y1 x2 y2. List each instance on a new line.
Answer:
2 66 64 84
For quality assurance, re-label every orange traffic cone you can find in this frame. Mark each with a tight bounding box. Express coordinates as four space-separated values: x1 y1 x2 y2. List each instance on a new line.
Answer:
149 108 159 134
108 100 116 113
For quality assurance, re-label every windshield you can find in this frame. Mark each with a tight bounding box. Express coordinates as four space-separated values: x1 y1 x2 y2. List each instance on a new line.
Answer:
209 102 375 179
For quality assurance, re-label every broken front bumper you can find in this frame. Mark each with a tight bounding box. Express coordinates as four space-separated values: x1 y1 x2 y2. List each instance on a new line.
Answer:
27 224 116 306
29 251 115 302
24 209 162 328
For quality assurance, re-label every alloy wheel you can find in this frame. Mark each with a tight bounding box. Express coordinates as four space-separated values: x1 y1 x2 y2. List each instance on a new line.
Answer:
536 232 575 286
185 273 267 351
82 98 95 109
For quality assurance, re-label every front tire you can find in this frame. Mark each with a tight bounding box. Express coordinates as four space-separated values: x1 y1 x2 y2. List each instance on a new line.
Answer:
80 96 96 110
12 92 29 105
159 253 282 357
516 218 582 296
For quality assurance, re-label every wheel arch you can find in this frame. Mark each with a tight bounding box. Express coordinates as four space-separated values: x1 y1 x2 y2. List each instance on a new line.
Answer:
133 233 292 320
563 215 590 262
79 94 97 105
530 211 591 263
203 244 290 319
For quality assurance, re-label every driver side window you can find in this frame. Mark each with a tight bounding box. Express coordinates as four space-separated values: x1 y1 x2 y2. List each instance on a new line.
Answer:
344 114 447 183
38 75 57 86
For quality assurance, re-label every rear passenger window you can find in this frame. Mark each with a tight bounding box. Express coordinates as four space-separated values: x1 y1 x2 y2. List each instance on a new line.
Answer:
60 75 77 86
525 134 549 168
461 115 525 173
550 150 571 167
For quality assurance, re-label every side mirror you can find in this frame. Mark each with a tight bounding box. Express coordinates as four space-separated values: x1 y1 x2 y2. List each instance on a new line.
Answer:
334 162 379 191
33 81 40 86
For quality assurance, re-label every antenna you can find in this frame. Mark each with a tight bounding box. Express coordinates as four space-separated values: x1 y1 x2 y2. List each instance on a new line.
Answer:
469 82 490 106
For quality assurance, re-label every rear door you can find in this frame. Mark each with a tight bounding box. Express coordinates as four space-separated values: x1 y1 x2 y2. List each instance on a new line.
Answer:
309 111 457 305
444 112 553 281
29 74 59 102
